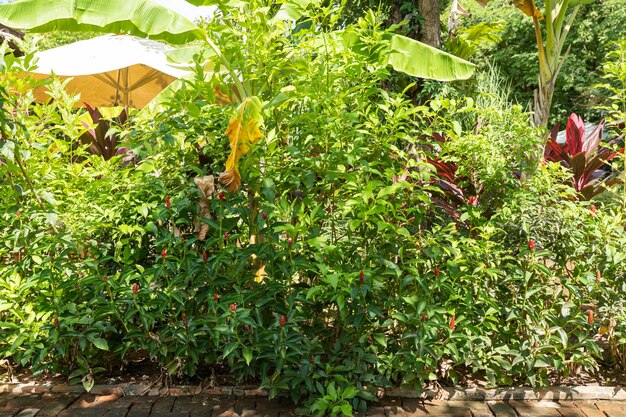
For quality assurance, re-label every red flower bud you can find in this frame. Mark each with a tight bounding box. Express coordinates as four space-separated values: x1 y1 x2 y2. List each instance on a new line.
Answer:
202 250 208 264
224 232 230 240
161 249 167 260
54 315 59 328
165 195 171 209
16 211 21 217
434 268 440 277
214 293 219 301
359 270 364 284
468 196 477 206
421 312 426 322
103 275 108 282
483 265 487 270
586 310 594 325
279 315 287 328
218 192 226 201
590 205 597 216
528 240 535 250
132 282 139 294
230 303 236 312
262 212 268 221
449 315 456 330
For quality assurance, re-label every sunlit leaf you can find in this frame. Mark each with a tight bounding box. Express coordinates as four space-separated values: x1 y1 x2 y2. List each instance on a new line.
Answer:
0 0 205 44
218 96 264 192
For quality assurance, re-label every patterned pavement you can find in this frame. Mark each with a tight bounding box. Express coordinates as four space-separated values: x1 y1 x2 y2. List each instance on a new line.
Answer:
1 392 626 416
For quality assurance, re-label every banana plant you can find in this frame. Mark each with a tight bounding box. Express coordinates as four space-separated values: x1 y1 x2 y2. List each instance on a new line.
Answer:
477 0 592 127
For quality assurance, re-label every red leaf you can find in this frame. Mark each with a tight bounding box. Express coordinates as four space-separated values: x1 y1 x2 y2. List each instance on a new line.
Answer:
565 113 585 155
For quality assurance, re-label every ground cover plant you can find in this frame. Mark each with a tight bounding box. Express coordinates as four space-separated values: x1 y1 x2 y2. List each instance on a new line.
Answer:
1 1 626 416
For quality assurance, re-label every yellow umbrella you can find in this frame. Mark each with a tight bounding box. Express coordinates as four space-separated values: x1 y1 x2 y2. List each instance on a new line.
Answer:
28 34 194 108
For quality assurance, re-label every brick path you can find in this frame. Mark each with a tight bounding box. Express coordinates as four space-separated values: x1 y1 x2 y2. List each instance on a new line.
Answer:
1 393 625 416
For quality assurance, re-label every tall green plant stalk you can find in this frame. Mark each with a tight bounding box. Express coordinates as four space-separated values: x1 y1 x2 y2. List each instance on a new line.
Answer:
531 0 580 128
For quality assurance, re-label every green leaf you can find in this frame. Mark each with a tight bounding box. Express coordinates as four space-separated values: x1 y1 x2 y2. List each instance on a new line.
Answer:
387 34 475 81
0 0 205 44
91 338 109 351
243 346 253 365
373 333 387 348
82 374 95 392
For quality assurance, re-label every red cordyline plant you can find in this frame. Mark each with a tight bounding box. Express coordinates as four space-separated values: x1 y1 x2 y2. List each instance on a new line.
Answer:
427 133 483 221
79 103 128 160
545 113 624 200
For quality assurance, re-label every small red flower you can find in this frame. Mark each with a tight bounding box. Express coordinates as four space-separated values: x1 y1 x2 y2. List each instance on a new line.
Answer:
262 212 268 221
279 315 287 328
586 310 594 325
468 196 477 206
54 315 59 329
230 303 237 312
103 275 108 282
434 268 440 277
359 270 364 284
16 211 21 217
161 249 167 260
449 315 456 330
132 282 139 294
483 265 487 270
213 293 219 302
528 240 535 250
590 204 597 214
224 232 230 240
165 195 171 209
218 192 226 201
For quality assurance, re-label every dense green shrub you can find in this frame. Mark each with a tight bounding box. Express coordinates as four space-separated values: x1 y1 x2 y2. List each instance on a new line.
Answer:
1 4 626 416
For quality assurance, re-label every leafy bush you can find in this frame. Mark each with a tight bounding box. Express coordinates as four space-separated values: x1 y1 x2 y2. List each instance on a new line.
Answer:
1 3 626 416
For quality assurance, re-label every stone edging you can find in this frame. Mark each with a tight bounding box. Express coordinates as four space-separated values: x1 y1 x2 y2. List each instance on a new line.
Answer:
1 382 625 401
386 386 626 401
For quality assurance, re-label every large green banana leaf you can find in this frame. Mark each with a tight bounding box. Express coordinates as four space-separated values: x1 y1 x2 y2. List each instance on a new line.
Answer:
387 34 475 81
317 29 476 82
274 1 475 82
0 0 205 44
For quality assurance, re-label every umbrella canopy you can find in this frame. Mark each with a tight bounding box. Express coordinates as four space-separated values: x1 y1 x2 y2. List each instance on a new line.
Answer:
28 34 194 108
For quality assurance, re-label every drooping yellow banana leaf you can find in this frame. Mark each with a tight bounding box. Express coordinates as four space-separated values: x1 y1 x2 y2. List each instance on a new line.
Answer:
218 96 264 192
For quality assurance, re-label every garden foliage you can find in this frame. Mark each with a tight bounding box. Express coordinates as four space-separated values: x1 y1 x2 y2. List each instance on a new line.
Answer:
1 3 626 416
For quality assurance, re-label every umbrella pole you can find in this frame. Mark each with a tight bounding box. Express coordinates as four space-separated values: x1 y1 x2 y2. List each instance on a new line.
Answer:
114 69 121 106
123 67 129 106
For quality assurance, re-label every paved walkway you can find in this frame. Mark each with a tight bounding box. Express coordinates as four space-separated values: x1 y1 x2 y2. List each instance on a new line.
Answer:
1 393 626 417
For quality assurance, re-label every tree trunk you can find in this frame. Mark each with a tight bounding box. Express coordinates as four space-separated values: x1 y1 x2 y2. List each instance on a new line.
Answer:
532 81 554 128
417 0 441 48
